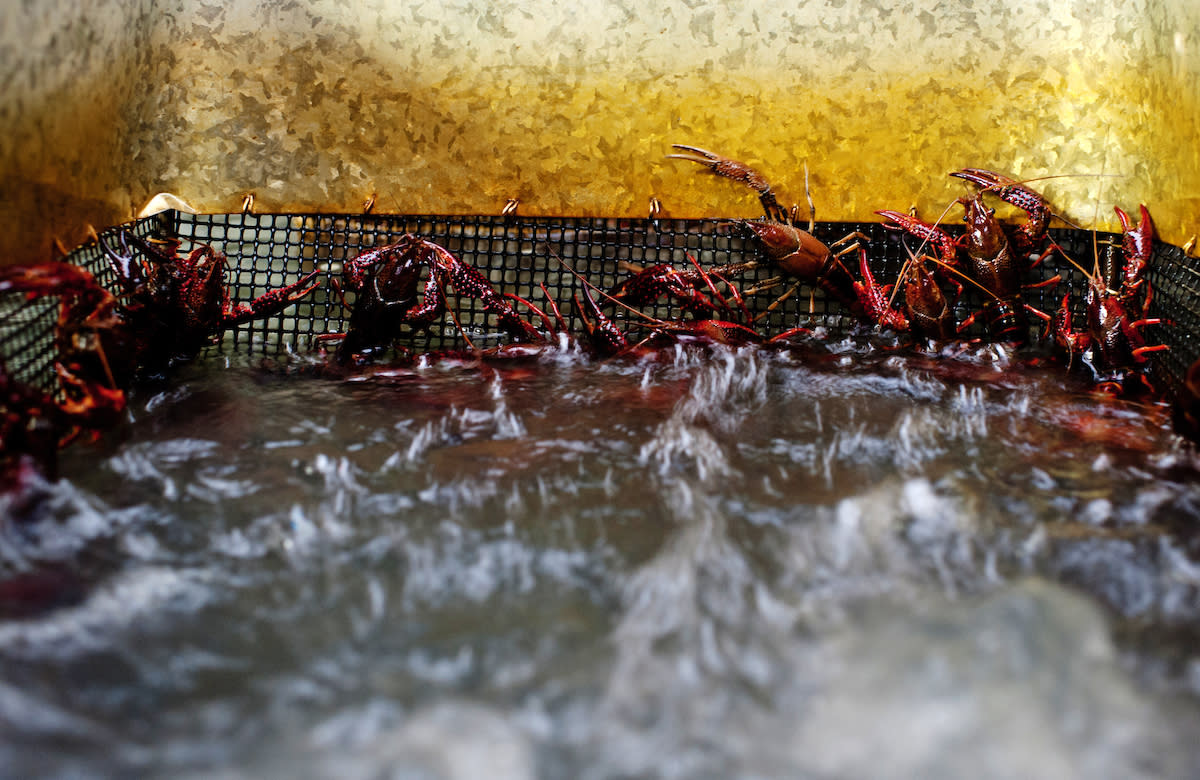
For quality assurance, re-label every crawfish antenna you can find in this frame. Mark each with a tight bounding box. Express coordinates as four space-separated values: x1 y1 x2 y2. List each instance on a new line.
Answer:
884 197 962 312
546 249 671 328
803 161 815 231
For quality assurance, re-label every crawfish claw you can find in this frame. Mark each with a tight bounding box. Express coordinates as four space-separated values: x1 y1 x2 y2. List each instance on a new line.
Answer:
666 145 770 191
667 144 785 222
948 168 1017 190
949 168 1051 255
665 144 725 165
875 210 960 269
1114 204 1155 260
949 169 1045 212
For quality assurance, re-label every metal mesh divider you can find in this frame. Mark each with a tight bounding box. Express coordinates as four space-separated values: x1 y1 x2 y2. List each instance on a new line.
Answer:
3 210 1196 406
1145 241 1200 400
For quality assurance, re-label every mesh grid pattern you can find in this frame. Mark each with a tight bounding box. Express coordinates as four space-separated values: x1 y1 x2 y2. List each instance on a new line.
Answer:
1144 241 1199 398
0 214 167 395
167 212 1137 355
2 210 1194 403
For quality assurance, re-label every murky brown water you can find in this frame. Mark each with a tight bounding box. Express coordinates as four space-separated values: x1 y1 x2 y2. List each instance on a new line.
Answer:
3 338 1200 778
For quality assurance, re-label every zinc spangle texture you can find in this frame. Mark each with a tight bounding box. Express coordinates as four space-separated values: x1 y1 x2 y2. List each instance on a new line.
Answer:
1 0 1198 267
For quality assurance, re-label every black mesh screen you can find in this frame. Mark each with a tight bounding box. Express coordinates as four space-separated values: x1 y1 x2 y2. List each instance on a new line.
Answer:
0 214 167 395
2 210 1194 404
1144 240 1200 399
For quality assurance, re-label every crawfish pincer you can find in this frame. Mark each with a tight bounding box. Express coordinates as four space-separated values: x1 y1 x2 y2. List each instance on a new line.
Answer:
949 168 1052 258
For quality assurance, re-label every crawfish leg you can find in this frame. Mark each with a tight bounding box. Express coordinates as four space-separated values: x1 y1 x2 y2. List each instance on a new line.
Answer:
225 270 323 325
752 280 805 324
432 244 543 343
829 231 872 252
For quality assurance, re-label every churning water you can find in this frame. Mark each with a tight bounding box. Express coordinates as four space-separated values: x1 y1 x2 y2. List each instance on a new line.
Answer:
4 338 1200 778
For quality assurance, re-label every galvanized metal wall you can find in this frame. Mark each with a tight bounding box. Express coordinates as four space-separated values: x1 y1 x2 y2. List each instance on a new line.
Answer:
4 0 1199 266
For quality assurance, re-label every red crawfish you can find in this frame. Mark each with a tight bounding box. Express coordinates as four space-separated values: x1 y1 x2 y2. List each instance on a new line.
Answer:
1 342 126 517
100 230 321 373
850 247 909 333
573 269 807 358
878 170 1058 344
333 234 544 364
606 255 754 323
667 145 869 323
852 245 957 341
949 168 1053 258
899 256 957 342
1081 205 1166 389
575 283 633 357
0 351 127 491
1050 293 1089 368
955 191 1038 343
0 262 128 433
1 360 63 491
1108 204 1155 308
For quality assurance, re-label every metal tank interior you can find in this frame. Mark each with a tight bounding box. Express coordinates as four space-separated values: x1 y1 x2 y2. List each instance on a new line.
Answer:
3 2 1200 778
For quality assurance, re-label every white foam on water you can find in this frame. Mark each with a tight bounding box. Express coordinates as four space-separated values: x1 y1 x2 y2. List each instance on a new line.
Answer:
8 348 1200 778
592 475 1200 778
0 566 212 660
638 347 768 480
772 581 1196 780
403 395 528 465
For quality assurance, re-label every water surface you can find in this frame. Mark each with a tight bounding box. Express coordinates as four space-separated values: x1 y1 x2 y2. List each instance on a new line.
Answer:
4 339 1200 778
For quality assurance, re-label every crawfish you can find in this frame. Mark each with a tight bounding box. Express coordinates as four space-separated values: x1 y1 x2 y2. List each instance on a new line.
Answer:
575 283 632 357
574 272 792 358
1050 293 1089 367
667 145 868 323
100 230 321 373
851 247 908 333
955 192 1033 343
1 361 64 485
846 243 957 341
898 255 956 342
334 234 543 364
1082 205 1166 386
0 262 128 432
0 351 126 491
878 173 1054 344
606 258 754 322
949 168 1053 259
1108 204 1155 309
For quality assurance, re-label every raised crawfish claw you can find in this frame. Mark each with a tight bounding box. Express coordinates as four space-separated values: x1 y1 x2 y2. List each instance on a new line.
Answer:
668 144 786 222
